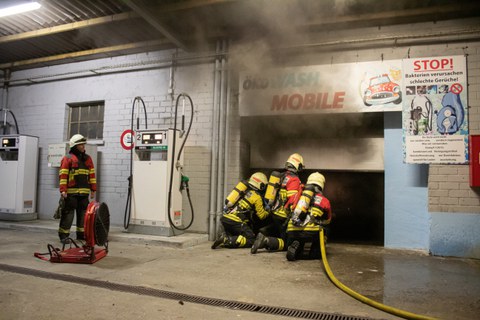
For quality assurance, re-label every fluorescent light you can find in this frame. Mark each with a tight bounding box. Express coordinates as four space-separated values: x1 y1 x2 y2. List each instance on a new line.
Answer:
0 2 41 18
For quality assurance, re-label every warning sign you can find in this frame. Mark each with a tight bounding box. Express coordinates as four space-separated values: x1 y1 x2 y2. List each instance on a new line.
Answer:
120 129 134 150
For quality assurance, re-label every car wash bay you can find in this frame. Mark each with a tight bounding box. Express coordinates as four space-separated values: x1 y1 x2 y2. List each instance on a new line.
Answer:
244 112 385 245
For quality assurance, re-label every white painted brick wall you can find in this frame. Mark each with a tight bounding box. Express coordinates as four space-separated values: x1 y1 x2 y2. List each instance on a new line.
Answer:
3 18 480 235
5 53 216 233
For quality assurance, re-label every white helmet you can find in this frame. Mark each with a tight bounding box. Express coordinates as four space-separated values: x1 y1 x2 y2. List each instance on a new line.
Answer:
69 134 87 148
307 172 325 191
248 172 268 191
285 153 304 172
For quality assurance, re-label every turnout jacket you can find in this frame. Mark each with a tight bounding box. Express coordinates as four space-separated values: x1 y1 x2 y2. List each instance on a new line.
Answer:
59 152 96 195
223 189 269 224
272 171 302 219
287 190 332 232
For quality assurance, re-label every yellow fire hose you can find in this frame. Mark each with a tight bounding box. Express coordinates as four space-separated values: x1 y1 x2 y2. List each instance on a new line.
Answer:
319 229 438 320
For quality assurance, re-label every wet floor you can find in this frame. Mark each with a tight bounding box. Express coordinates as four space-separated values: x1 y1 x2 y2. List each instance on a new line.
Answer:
0 220 479 320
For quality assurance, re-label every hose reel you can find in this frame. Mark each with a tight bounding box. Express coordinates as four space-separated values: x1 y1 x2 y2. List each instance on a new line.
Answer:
34 201 110 264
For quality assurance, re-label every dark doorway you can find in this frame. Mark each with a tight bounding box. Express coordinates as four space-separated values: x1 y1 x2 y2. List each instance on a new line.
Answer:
300 170 384 245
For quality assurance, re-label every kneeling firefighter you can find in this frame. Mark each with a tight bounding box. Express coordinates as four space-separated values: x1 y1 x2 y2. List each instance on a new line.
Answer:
251 153 304 254
211 172 269 249
285 172 332 261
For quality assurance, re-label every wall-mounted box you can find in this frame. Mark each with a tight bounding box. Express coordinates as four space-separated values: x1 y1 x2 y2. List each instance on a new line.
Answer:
469 135 480 187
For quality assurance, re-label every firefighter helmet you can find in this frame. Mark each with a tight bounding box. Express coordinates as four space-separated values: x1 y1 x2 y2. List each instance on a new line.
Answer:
69 134 87 148
307 172 325 191
285 153 304 172
248 172 268 191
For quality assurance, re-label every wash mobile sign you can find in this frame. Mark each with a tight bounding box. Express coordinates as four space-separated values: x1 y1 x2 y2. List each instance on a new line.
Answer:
402 55 468 164
239 60 403 116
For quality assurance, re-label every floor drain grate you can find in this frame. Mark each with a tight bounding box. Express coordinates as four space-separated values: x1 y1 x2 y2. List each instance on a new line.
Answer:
0 263 380 320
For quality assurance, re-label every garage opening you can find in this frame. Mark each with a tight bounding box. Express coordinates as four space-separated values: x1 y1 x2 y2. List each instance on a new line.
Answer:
242 112 385 245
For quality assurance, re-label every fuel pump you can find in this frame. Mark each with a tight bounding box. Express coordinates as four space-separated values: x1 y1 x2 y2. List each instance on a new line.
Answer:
124 94 195 236
0 134 39 221
128 128 184 236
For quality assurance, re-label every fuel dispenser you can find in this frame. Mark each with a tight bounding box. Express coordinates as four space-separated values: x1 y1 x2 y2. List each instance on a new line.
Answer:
128 128 185 236
0 134 39 221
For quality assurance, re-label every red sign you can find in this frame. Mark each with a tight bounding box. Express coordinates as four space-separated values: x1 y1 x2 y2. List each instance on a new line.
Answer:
120 129 134 150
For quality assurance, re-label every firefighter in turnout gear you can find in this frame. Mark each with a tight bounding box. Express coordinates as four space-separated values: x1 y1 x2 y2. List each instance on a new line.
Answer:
251 153 304 254
286 172 332 261
58 134 97 243
211 172 269 249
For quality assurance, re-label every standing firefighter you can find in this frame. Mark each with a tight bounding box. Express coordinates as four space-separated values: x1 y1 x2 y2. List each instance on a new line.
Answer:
211 172 269 249
58 134 96 243
251 153 304 254
286 172 332 261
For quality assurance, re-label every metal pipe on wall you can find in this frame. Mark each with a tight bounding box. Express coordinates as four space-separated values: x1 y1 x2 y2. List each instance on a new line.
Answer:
215 40 227 237
208 42 221 240
222 40 232 210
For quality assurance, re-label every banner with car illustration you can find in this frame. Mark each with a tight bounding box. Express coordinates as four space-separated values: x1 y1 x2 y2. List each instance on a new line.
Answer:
402 55 468 164
239 60 403 116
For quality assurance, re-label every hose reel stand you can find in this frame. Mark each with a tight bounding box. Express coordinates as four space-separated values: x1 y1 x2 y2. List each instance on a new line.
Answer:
34 201 110 264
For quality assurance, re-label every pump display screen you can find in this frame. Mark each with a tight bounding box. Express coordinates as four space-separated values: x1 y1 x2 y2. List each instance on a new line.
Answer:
141 133 163 144
1 138 16 148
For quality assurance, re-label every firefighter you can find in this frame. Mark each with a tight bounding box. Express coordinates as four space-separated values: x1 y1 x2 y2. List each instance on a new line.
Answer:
285 172 332 261
58 134 97 243
251 153 304 254
211 172 269 249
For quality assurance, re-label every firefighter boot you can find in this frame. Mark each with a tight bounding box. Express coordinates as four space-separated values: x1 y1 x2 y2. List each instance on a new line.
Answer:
211 233 227 249
286 240 300 261
251 232 268 254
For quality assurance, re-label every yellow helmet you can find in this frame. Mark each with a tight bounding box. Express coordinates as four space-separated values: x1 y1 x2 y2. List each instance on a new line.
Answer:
307 172 325 190
248 172 268 191
285 153 304 172
69 134 87 148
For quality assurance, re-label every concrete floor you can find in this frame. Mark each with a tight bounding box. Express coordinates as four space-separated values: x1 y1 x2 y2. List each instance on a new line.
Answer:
0 219 479 320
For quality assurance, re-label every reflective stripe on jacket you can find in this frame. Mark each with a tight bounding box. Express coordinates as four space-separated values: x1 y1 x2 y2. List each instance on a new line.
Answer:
223 189 269 223
59 153 96 195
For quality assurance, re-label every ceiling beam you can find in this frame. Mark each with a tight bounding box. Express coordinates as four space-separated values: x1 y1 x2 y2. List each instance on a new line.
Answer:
300 2 480 31
0 11 139 44
121 0 187 50
0 39 171 69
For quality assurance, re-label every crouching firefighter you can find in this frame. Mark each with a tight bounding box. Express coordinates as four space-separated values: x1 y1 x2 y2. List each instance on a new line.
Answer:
58 134 97 243
251 153 304 254
286 172 332 261
211 172 269 249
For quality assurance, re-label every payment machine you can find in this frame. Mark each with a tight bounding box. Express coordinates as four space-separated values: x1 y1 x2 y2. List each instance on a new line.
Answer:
0 134 39 221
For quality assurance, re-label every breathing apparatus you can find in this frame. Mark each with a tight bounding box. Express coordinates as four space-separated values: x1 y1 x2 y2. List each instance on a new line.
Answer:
264 171 282 206
225 180 249 209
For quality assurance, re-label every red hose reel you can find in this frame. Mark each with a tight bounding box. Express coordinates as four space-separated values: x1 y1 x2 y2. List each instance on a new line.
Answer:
34 201 110 264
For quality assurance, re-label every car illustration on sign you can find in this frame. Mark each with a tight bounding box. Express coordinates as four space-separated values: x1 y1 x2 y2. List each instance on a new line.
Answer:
363 74 402 106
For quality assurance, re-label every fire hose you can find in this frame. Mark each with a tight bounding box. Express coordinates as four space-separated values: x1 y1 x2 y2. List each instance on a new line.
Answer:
319 229 438 320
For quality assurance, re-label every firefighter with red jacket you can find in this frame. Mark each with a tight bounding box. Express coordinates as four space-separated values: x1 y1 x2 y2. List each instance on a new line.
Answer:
286 172 332 261
58 134 96 243
211 172 269 249
251 153 304 254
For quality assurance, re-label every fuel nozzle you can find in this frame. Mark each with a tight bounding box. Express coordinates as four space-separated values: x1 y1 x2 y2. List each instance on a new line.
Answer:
181 174 190 191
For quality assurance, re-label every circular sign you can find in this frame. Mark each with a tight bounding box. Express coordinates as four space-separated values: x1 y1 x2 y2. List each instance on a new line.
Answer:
120 129 134 150
450 83 463 95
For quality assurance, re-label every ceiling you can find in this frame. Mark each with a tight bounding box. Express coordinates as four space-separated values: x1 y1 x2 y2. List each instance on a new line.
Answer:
1 0 480 72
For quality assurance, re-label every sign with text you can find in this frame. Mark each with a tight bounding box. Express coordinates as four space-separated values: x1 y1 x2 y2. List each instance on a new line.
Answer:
402 55 468 164
239 60 403 116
